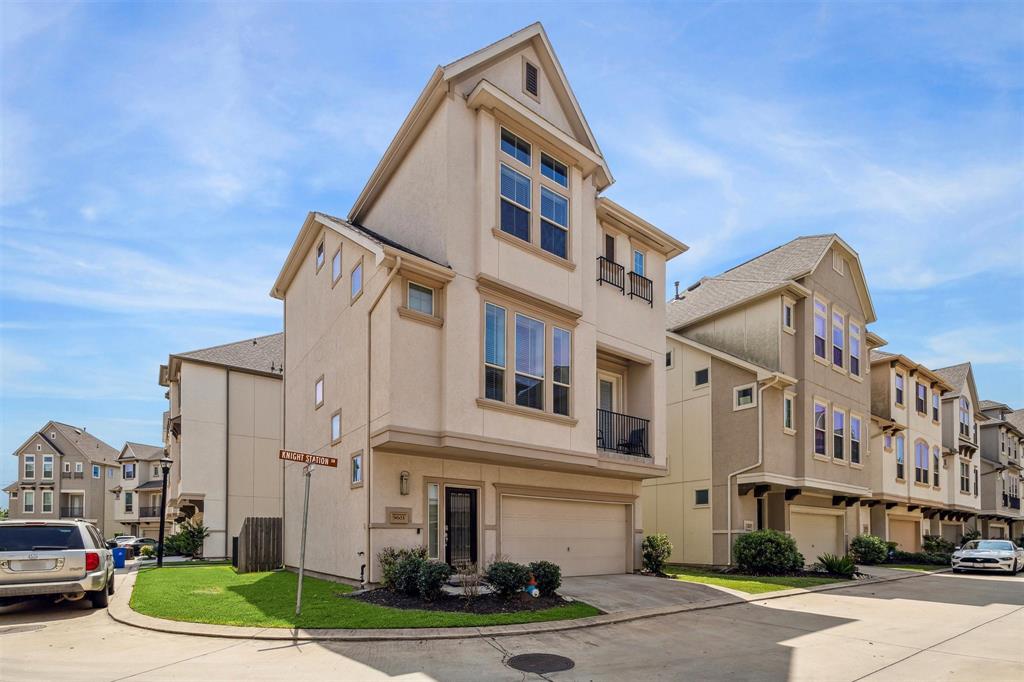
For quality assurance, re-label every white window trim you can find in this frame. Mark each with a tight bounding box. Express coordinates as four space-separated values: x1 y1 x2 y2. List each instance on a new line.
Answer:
23 490 35 513
330 410 343 445
693 488 711 508
407 281 435 317
783 391 797 435
895 434 906 481
632 248 646 277
813 296 829 364
74 462 83 473
350 451 364 488
831 307 846 373
894 371 906 407
42 454 54 480
832 407 846 463
331 246 343 286
665 349 675 370
813 398 829 459
64 461 71 473
314 376 324 410
733 382 757 412
41 490 53 514
694 367 710 389
782 296 796 335
92 464 101 479
850 412 864 467
848 319 862 379
315 236 326 273
540 151 569 188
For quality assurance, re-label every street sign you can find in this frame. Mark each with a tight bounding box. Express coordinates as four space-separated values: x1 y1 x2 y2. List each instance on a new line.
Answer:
279 450 338 467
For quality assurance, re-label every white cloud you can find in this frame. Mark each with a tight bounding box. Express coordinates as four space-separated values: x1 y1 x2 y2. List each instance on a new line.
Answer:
918 325 1024 370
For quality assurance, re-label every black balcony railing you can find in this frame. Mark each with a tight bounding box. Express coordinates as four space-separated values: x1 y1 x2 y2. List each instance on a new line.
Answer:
597 256 625 293
628 271 654 306
139 506 162 518
596 408 651 457
60 507 84 518
61 471 84 479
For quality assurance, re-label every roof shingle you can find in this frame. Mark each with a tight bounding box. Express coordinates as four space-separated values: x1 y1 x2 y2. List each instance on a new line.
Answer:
51 422 119 464
176 333 284 376
932 363 971 394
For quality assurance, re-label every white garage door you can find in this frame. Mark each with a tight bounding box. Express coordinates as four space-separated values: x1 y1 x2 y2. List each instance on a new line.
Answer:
889 518 921 552
789 510 843 564
500 496 628 576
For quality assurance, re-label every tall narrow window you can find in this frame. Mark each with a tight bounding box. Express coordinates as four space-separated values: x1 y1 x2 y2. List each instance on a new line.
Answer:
427 483 439 559
540 187 568 259
932 393 940 422
783 394 795 432
604 234 615 262
351 261 363 300
315 239 325 271
932 447 940 486
484 303 506 401
916 383 927 414
973 467 978 495
814 402 827 455
332 248 342 284
351 453 363 485
499 164 531 241
850 415 861 464
24 454 35 479
833 409 845 460
514 314 545 410
331 411 342 443
633 249 646 276
540 152 568 187
959 398 971 437
895 373 905 406
42 455 53 479
849 322 861 376
832 311 845 368
960 462 970 492
24 490 35 513
92 464 101 478
782 299 795 332
314 376 324 408
896 435 905 479
915 441 928 483
813 299 827 359
125 492 134 513
552 327 571 416
42 490 53 514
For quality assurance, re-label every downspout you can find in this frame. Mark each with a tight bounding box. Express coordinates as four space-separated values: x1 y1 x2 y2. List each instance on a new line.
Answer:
365 255 403 585
225 369 230 560
725 374 784 565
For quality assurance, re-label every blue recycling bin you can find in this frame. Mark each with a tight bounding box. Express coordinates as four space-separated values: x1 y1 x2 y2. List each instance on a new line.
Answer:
112 547 127 569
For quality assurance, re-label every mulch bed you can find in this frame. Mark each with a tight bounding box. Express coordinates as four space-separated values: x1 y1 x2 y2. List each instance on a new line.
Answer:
350 589 572 614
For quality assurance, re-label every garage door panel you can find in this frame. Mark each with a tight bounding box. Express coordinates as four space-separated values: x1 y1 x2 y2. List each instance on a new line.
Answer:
889 518 920 552
500 497 627 576
790 511 843 564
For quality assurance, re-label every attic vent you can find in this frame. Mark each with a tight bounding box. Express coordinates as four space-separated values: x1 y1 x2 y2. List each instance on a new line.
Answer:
524 61 539 97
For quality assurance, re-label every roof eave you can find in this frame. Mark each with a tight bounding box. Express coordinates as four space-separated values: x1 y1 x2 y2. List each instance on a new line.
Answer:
596 197 687 258
668 280 809 332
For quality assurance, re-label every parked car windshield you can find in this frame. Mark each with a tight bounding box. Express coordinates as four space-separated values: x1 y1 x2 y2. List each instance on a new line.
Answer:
961 540 1013 551
0 525 85 551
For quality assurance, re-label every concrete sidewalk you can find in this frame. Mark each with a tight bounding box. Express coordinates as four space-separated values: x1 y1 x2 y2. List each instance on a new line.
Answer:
108 566 943 642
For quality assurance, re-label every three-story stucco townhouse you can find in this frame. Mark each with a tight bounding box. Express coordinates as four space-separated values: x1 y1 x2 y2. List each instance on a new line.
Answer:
977 400 1024 539
3 421 118 535
271 23 687 582
866 352 954 550
159 334 284 558
1007 409 1024 540
644 235 884 567
111 442 168 539
931 363 985 539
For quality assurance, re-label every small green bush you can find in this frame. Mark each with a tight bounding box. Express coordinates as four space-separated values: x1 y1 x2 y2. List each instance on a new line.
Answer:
416 560 452 601
528 561 561 597
642 533 673 574
163 518 209 558
733 529 804 575
139 545 155 558
849 534 888 565
962 528 981 542
922 535 955 556
393 554 427 596
485 561 531 598
817 553 856 577
377 546 428 590
890 550 949 566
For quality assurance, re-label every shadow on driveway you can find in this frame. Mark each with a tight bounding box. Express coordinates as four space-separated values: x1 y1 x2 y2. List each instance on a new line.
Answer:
560 573 729 612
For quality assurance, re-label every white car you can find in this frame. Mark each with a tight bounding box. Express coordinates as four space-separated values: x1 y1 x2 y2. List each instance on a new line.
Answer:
951 539 1024 574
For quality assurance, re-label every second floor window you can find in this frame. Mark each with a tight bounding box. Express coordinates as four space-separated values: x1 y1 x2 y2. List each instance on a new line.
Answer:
123 463 135 480
973 467 979 495
783 394 794 432
24 454 35 479
408 283 434 316
814 402 827 456
484 303 506 401
552 327 571 416
125 492 133 513
351 261 363 300
332 248 342 284
914 441 929 483
813 300 827 359
895 435 905 479
960 462 970 493
915 383 927 414
42 455 53 479
932 447 940 486
515 314 545 410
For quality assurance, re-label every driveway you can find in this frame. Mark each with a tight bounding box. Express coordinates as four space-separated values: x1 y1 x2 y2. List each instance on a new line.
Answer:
1 571 1021 681
560 573 729 612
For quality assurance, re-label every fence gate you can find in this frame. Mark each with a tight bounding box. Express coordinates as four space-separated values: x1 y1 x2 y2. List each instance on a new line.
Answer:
236 516 283 573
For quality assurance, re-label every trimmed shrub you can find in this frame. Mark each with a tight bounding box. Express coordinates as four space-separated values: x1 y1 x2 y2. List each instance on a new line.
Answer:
164 518 209 558
817 553 856 577
962 528 981 542
417 560 452 601
849 534 888 565
139 545 155 558
922 535 955 556
890 550 949 566
485 561 531 599
528 561 562 597
378 546 428 590
642 533 673 574
393 554 427 596
733 529 804 575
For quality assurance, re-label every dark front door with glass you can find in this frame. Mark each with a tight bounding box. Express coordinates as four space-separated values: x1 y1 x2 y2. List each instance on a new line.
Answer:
445 487 478 568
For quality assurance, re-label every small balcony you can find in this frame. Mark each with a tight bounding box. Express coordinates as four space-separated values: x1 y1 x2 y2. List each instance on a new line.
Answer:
597 256 625 292
139 505 162 518
596 409 651 458
61 471 84 479
627 271 653 306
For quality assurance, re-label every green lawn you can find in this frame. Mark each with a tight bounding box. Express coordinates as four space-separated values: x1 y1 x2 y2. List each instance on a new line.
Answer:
130 564 599 629
663 566 846 594
885 564 945 572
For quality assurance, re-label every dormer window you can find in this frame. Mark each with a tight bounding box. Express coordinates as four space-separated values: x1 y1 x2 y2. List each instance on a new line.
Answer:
523 60 539 98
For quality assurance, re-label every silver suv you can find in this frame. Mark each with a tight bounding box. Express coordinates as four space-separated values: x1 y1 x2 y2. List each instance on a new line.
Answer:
0 519 115 609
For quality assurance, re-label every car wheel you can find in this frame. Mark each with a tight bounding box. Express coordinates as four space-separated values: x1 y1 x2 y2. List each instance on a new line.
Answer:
107 573 115 595
952 568 962 574
89 588 109 608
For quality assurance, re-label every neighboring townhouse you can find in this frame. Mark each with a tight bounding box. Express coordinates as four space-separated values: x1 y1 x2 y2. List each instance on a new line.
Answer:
931 363 986 539
271 24 686 582
159 334 284 558
3 421 119 535
866 351 955 549
111 442 168 539
646 235 884 566
977 400 1024 539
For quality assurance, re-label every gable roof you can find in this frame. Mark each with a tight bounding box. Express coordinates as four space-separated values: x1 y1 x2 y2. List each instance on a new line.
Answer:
49 421 119 464
932 363 971 394
867 350 953 392
119 442 165 462
171 333 284 378
348 22 612 223
1007 410 1024 432
979 399 1009 412
668 234 876 331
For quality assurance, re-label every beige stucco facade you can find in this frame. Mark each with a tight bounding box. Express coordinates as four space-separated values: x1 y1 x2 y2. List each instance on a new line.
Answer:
273 25 686 583
977 402 1024 539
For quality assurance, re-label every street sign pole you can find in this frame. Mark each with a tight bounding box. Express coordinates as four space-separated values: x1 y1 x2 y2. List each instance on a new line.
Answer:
296 463 313 617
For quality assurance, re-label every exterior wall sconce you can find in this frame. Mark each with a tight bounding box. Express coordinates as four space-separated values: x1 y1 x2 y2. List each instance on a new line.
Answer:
400 471 410 496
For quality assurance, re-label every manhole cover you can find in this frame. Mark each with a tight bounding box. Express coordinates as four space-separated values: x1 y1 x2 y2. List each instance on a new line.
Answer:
508 653 575 674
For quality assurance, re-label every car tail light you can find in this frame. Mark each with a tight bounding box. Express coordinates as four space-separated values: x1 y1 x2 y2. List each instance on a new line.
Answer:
85 552 100 571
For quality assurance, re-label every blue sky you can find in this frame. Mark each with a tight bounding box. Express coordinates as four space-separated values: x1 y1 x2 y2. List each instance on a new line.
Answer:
2 2 1022 505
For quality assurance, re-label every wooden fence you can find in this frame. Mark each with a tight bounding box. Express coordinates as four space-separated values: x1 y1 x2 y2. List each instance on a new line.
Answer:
236 516 283 573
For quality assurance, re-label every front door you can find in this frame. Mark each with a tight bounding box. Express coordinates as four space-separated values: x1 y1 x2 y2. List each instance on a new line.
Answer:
445 487 478 568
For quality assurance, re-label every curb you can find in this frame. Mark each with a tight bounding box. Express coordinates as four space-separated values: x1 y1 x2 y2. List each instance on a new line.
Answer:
107 566 945 642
